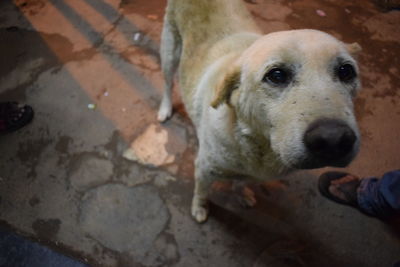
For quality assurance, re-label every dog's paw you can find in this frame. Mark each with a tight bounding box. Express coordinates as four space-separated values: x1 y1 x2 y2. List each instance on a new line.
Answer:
157 108 172 122
236 186 257 208
191 203 209 223
157 99 172 122
239 194 257 208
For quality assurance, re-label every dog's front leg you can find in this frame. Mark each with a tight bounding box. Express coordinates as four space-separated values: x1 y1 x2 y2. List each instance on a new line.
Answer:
191 164 219 223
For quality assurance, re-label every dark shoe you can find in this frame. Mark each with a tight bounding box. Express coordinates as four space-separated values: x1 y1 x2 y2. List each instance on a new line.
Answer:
0 102 34 134
318 171 361 208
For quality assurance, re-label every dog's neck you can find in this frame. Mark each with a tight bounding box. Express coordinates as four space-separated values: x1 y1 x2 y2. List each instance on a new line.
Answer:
230 113 292 178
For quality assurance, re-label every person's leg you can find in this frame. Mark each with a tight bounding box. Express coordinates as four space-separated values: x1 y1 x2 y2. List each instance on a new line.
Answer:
358 170 400 219
318 170 400 219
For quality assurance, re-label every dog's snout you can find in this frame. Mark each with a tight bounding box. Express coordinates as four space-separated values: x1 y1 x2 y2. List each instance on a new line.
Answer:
304 119 356 161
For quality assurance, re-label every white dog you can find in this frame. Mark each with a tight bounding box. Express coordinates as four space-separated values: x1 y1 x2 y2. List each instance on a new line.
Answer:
157 0 362 223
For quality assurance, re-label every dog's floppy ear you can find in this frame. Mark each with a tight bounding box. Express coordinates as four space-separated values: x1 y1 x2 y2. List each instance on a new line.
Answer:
211 65 241 109
346 42 362 57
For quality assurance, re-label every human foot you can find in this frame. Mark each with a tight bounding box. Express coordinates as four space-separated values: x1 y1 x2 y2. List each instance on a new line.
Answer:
318 172 361 207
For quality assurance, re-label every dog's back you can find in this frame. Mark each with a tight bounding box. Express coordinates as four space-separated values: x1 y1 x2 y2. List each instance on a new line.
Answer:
166 0 258 45
164 0 261 114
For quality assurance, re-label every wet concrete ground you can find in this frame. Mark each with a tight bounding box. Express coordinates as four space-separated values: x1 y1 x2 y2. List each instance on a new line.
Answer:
0 0 399 266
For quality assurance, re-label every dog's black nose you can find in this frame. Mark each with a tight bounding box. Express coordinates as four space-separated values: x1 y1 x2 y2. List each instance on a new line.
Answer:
304 118 356 161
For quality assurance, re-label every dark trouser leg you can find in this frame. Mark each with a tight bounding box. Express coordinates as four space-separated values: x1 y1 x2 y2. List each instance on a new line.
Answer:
358 170 400 219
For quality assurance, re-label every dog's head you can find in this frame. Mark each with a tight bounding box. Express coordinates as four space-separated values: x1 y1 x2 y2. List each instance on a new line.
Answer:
212 30 362 169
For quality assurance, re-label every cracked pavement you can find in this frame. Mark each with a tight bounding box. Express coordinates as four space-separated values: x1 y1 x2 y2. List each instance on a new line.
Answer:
0 0 399 266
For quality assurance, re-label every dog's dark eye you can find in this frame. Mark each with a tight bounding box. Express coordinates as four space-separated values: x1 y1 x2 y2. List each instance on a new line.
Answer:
263 68 290 85
337 64 356 83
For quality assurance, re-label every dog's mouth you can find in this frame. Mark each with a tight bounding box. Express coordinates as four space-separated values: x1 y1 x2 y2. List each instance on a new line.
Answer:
291 153 356 170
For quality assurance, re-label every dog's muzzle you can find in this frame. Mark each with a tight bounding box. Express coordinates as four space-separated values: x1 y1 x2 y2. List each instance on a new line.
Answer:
300 118 357 169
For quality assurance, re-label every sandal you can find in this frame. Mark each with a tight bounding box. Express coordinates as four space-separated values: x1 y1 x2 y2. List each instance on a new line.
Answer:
0 102 34 134
318 171 361 208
